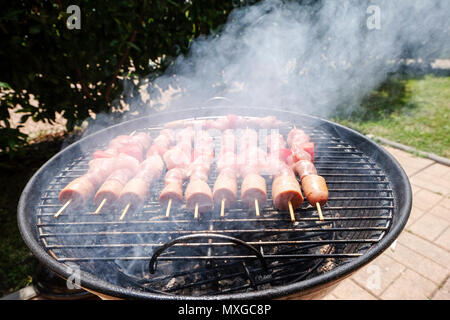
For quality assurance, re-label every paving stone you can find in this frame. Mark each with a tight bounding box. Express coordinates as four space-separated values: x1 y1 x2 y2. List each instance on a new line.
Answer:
405 206 426 229
434 227 450 250
441 196 450 210
432 277 450 300
411 168 450 191
444 170 450 183
351 254 406 296
397 231 450 267
411 189 444 211
380 269 437 300
420 163 450 179
383 147 434 171
400 165 423 177
322 293 339 300
409 175 449 196
331 278 378 300
411 184 423 195
429 205 450 223
384 242 448 285
408 214 449 242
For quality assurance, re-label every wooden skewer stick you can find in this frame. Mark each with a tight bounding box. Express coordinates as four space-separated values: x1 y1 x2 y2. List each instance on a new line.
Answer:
119 203 131 220
288 200 295 222
129 130 136 136
54 199 72 218
165 198 172 218
94 198 107 214
220 199 225 218
316 202 324 221
255 198 260 217
194 203 199 220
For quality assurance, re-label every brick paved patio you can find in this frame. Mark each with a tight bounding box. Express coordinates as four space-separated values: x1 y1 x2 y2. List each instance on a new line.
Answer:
323 146 450 300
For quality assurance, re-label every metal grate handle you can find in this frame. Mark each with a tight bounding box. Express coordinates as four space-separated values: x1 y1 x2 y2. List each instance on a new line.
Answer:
148 233 268 273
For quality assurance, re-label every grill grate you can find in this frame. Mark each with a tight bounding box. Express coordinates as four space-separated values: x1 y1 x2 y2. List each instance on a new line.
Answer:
34 118 393 296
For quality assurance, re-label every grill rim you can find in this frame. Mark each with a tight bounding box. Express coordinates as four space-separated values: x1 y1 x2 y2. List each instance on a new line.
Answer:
17 106 412 300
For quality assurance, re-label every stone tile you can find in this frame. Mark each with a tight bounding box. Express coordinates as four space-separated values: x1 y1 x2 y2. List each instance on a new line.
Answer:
405 206 426 229
331 278 378 300
351 254 406 296
384 242 448 284
444 170 450 183
400 165 423 177
434 227 450 250
412 169 450 191
411 184 423 195
384 147 434 171
408 214 449 242
322 293 339 300
429 204 450 223
380 269 437 300
432 277 450 300
397 231 450 267
421 163 450 179
409 175 449 196
441 196 450 210
411 189 444 211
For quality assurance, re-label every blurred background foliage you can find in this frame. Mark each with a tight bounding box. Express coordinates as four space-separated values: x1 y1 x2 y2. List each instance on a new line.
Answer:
0 0 259 154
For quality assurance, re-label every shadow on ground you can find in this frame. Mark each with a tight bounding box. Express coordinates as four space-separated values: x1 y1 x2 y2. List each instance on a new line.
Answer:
333 62 450 123
0 134 72 295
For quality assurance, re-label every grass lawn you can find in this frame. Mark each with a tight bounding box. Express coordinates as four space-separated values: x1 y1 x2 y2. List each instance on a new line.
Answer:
333 74 450 158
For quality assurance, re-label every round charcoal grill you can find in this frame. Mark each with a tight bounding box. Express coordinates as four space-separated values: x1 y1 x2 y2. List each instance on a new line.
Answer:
18 106 412 299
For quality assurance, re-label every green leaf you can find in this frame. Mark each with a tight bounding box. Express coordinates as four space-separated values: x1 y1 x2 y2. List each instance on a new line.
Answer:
0 82 11 89
128 42 141 52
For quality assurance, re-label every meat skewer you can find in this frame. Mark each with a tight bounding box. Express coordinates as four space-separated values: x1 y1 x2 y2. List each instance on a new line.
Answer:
266 130 303 222
293 160 327 220
185 130 215 219
159 127 194 217
93 132 152 161
93 131 151 214
164 114 285 130
238 129 267 217
287 127 328 220
94 165 139 216
213 129 238 217
117 129 174 220
56 132 146 218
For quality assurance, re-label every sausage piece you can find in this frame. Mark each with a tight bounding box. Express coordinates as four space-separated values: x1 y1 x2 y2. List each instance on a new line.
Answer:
163 146 191 170
94 168 135 206
119 178 149 210
164 168 187 185
213 171 238 209
188 165 209 182
288 145 312 164
272 174 303 211
159 182 184 207
185 179 213 213
301 174 328 206
59 176 95 207
119 155 164 210
241 173 267 208
293 160 318 181
287 128 309 147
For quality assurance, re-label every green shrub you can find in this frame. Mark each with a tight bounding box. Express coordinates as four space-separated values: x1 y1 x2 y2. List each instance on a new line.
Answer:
0 0 245 153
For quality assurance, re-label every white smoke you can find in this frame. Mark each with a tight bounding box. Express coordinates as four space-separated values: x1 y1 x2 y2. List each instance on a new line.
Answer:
131 0 450 117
